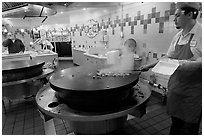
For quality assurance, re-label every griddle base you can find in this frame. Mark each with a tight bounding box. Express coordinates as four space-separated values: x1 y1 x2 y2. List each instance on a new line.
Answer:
36 82 151 134
66 115 127 134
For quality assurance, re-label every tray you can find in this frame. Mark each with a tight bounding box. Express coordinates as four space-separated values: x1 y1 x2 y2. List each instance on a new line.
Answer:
152 59 179 87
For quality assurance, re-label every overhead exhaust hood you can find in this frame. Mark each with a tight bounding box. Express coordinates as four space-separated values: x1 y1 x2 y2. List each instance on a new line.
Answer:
2 3 57 20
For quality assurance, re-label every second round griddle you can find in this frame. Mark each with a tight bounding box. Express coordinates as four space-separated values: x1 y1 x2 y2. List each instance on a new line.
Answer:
3 60 45 83
2 59 44 71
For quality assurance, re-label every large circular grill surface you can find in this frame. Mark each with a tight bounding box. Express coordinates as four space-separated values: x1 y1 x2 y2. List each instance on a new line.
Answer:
3 60 45 83
49 66 140 112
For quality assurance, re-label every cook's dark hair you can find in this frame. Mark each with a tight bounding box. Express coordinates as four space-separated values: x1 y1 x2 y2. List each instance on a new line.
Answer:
181 7 199 19
125 38 137 46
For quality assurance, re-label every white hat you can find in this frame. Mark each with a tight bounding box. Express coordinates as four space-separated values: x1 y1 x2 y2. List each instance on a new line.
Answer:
176 2 201 11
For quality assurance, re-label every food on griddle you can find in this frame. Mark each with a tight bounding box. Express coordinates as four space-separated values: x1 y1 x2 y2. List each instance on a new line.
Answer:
96 71 132 77
93 66 133 78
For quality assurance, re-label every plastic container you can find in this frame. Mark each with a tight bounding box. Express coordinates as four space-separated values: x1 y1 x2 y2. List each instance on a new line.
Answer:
152 59 179 88
134 57 142 69
107 50 120 65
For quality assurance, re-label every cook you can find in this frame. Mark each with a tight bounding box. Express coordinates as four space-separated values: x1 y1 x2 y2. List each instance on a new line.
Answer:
2 31 25 54
139 2 202 135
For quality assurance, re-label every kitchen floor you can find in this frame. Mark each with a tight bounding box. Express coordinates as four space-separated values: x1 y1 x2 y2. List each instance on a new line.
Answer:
2 60 202 135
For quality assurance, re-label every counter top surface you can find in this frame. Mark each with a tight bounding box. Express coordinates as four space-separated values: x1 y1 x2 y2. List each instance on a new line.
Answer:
2 50 57 56
24 50 57 55
83 52 107 59
83 52 141 60
72 48 87 52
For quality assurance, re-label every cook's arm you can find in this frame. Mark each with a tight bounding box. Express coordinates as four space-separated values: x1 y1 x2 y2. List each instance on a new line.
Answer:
178 58 202 72
138 54 169 71
139 36 176 72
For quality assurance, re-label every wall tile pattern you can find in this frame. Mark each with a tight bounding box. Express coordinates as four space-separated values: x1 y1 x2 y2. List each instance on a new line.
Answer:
71 3 177 35
71 2 201 65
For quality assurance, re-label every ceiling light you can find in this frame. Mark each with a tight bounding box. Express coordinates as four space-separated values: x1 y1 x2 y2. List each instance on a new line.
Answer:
3 29 8 33
83 8 86 11
60 12 63 14
24 6 28 12
21 29 24 32
64 3 68 7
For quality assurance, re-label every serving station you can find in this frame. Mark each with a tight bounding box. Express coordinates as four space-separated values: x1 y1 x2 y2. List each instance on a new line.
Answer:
36 65 151 134
24 50 58 65
72 46 142 70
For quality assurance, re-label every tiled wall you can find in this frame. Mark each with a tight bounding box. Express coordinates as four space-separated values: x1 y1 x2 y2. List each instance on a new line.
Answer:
70 2 202 65
2 2 202 64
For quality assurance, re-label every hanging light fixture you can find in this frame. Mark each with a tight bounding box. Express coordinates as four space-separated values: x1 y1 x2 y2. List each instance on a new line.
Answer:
3 29 8 33
20 28 25 33
120 4 124 38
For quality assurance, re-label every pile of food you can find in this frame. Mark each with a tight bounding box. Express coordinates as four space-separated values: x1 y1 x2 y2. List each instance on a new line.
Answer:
95 71 132 78
92 67 133 79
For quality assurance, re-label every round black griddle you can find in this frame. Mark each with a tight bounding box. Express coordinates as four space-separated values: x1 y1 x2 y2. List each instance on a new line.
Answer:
49 66 140 112
3 60 45 83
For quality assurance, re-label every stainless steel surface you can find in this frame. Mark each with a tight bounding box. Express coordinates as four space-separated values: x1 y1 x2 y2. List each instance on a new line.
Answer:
65 116 127 134
3 60 45 83
2 2 57 18
36 82 151 121
2 2 27 12
3 68 54 87
36 81 151 134
2 2 120 18
2 68 55 100
2 60 44 71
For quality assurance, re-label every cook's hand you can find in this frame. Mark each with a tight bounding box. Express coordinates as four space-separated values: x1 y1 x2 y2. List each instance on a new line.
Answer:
178 60 188 66
178 59 201 71
138 65 150 72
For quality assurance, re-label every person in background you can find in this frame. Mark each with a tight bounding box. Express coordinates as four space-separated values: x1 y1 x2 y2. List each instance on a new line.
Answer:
139 2 202 135
117 38 137 56
41 39 54 51
2 31 25 54
123 38 137 54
